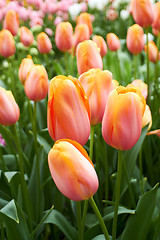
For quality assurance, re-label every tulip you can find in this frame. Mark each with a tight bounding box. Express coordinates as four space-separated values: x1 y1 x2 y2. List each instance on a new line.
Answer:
77 12 93 35
130 79 148 100
0 87 20 126
106 33 120 52
48 139 99 201
37 32 52 54
131 0 153 28
18 56 34 85
102 86 146 150
19 26 34 47
126 24 144 55
47 75 90 146
74 24 90 48
3 9 19 36
0 29 15 58
25 65 48 101
55 22 73 52
76 40 103 75
152 2 160 31
142 104 152 130
92 35 107 57
79 68 113 125
144 41 158 63
112 79 119 89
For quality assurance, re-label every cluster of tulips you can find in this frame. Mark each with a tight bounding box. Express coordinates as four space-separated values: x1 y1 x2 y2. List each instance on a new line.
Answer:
0 0 160 240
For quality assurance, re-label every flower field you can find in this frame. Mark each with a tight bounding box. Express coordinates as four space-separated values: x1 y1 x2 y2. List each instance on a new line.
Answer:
0 0 160 239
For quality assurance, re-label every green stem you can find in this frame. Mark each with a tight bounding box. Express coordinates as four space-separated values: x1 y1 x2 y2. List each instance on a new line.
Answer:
65 51 68 76
146 28 150 100
134 54 138 79
139 147 144 194
89 197 110 240
103 141 109 203
0 146 6 172
122 158 136 208
13 124 32 231
0 218 5 240
112 150 123 240
89 125 94 160
33 101 41 220
116 52 122 85
8 57 16 98
30 205 54 239
76 201 83 240
81 200 88 232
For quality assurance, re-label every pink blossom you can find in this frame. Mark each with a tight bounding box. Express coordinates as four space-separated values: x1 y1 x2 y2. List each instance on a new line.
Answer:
0 134 6 147
54 16 62 26
45 28 53 36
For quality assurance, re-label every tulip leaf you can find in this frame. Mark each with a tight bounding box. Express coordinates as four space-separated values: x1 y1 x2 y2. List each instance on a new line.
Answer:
121 183 159 240
53 61 65 75
37 134 51 154
0 125 16 154
121 125 148 196
0 201 30 240
44 209 78 240
0 200 19 223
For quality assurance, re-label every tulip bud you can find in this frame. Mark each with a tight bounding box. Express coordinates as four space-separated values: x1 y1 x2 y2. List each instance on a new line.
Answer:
79 68 113 125
131 0 153 28
102 86 146 150
74 24 90 48
126 24 144 55
106 33 120 52
77 12 93 35
25 65 48 101
47 75 90 145
3 9 19 36
37 32 52 54
152 2 160 31
0 87 20 126
144 41 158 63
0 29 15 58
55 22 73 52
48 139 99 201
130 79 148 100
19 26 34 47
76 40 103 75
142 105 152 130
19 56 34 85
92 35 107 57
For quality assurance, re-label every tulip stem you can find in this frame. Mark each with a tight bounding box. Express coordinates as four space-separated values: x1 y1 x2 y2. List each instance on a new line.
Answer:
0 146 6 171
76 201 83 240
134 54 138 79
116 52 122 85
65 51 68 76
89 197 110 240
139 147 144 194
13 123 32 231
146 28 150 101
81 200 88 231
89 125 94 161
8 57 16 99
112 150 123 240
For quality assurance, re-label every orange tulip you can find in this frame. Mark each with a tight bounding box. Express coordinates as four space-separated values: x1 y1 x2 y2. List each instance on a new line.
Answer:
19 26 34 47
142 104 152 130
144 41 158 63
37 32 52 54
106 33 120 52
126 24 144 55
77 12 93 35
0 87 20 126
18 56 34 85
152 2 160 31
112 79 119 89
79 68 113 125
0 29 15 58
102 86 146 150
47 75 90 146
3 9 19 36
131 0 153 28
130 79 148 100
74 24 90 48
25 65 48 101
92 35 107 57
76 40 103 75
48 139 99 201
55 22 73 52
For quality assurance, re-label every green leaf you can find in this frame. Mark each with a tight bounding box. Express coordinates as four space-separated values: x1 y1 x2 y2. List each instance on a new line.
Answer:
121 125 148 196
0 200 19 223
37 134 51 154
121 184 159 240
44 209 78 240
